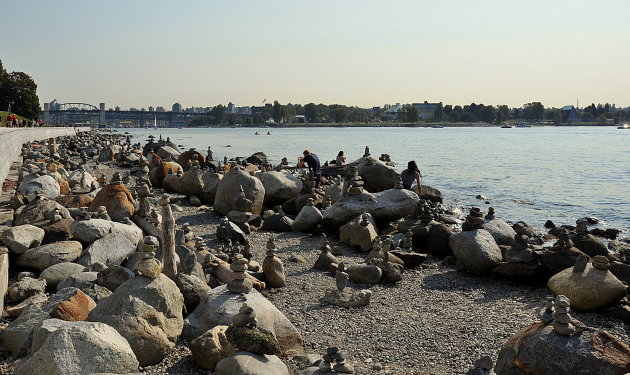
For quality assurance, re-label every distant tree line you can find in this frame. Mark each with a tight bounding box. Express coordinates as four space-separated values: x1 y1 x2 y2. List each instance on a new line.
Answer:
0 59 40 119
186 99 630 127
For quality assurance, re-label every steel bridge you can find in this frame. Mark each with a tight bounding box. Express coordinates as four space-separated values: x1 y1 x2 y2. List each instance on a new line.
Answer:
42 102 206 127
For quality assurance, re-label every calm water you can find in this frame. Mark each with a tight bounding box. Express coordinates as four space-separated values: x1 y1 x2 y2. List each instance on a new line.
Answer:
122 126 630 233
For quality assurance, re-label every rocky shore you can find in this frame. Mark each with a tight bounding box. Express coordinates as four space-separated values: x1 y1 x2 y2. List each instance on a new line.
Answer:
0 130 629 375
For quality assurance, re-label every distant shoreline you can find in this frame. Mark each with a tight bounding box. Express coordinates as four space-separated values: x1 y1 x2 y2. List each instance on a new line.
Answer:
113 122 621 129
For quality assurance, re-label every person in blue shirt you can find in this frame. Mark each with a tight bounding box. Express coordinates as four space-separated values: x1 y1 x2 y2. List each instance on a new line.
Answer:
298 149 322 188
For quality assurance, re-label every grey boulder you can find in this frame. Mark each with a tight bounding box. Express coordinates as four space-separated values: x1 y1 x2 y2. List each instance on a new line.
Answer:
484 219 517 246
87 274 184 366
76 232 136 266
291 205 323 232
14 318 139 375
258 171 302 206
215 351 289 375
214 168 265 215
16 241 83 271
183 285 303 356
40 262 86 289
1 224 45 254
323 189 419 226
1 304 51 357
17 174 61 200
450 229 502 275
70 219 143 246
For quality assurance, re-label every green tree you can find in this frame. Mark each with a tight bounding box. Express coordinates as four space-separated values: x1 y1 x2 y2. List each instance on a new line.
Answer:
209 104 226 125
403 104 419 124
432 103 444 121
553 109 562 125
272 101 285 124
523 102 544 121
480 105 496 123
333 107 347 124
597 114 608 125
304 103 318 122
2 72 40 119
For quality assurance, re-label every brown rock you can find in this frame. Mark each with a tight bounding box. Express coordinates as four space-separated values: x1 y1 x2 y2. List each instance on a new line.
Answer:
89 184 135 222
189 325 236 371
56 194 93 208
45 288 97 321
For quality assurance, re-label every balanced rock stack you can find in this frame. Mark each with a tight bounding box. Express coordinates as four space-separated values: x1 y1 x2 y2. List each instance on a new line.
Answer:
346 167 365 195
462 207 485 231
319 346 354 374
133 242 163 278
262 237 286 288
538 298 554 323
485 207 495 220
227 254 253 294
313 236 340 273
322 263 372 308
551 295 575 336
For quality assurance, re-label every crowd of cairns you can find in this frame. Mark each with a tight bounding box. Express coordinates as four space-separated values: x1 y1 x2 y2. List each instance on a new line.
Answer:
0 129 629 374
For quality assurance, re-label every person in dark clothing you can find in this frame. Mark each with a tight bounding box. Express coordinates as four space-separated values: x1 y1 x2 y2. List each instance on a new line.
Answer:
401 160 422 195
298 149 322 188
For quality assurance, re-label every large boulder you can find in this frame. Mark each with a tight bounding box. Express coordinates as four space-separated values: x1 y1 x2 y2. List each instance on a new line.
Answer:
14 319 139 375
571 234 609 258
17 174 61 200
76 232 136 267
215 351 289 375
40 262 86 289
14 198 71 227
427 223 453 256
291 204 323 232
214 168 265 215
0 304 50 357
8 277 47 302
356 156 399 193
484 219 517 246
200 172 223 203
411 184 444 203
189 325 236 371
98 145 122 162
495 323 630 375
449 229 502 275
323 189 419 227
153 161 184 187
87 274 184 366
346 264 382 284
42 287 96 322
157 145 181 161
258 171 303 206
547 263 626 311
183 285 303 356
339 213 378 252
178 149 205 168
2 224 45 254
179 168 205 197
70 219 143 246
67 170 96 190
89 184 135 222
57 272 112 303
16 241 83 271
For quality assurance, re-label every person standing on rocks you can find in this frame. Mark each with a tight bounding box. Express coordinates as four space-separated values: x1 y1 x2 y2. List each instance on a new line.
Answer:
401 160 422 195
298 149 322 188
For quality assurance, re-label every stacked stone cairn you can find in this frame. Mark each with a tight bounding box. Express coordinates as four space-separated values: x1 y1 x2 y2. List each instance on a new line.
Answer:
319 346 354 373
314 235 340 273
551 295 576 335
322 263 372 308
227 254 252 294
262 236 286 288
133 240 163 278
346 167 365 195
224 301 279 355
485 207 495 220
462 207 485 231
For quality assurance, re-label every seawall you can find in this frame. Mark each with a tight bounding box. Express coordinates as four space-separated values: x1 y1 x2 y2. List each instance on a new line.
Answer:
0 127 91 184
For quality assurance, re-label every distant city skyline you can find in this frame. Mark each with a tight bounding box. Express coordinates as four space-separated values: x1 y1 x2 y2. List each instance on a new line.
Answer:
3 0 629 109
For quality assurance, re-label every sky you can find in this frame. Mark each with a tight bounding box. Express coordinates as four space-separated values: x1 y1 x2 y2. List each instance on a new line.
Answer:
2 0 629 110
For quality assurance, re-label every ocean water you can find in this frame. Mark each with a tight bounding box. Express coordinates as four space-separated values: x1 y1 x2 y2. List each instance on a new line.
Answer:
122 126 630 233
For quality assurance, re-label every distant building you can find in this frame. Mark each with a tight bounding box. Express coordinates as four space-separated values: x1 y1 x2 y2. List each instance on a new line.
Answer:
561 105 580 123
156 106 166 112
383 103 403 120
412 101 441 120
172 103 182 113
115 106 121 111
49 99 60 110
148 106 154 112
129 107 139 112
227 102 236 114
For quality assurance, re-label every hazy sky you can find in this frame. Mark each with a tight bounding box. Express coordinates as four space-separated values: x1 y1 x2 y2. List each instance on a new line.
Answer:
3 0 629 109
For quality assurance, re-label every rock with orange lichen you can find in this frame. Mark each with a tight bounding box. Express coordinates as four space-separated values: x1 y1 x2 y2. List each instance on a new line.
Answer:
153 161 184 187
178 149 206 169
56 194 93 208
43 287 96 321
89 183 135 222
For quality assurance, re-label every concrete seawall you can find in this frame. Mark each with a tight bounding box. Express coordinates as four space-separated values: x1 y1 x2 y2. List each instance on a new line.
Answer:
0 127 91 184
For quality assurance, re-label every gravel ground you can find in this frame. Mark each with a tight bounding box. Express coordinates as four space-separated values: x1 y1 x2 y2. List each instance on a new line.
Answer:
160 200 630 375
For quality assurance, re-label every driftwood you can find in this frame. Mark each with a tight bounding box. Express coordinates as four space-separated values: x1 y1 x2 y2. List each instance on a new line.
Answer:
159 195 177 279
206 255 265 292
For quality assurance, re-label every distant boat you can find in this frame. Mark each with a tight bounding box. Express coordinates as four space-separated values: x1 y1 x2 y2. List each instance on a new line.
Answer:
618 124 629 129
515 123 531 128
501 125 512 128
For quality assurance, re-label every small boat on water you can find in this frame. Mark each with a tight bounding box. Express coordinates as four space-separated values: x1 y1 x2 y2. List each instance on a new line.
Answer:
501 125 512 128
618 124 629 129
